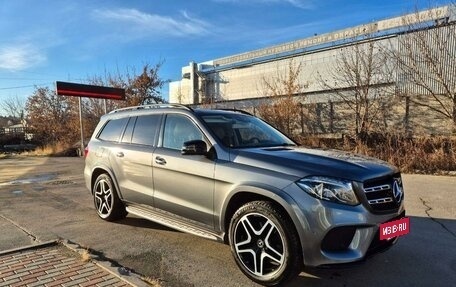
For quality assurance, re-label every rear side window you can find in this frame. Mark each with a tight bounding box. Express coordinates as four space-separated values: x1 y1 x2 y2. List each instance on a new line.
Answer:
98 118 128 142
131 114 161 146
121 117 136 143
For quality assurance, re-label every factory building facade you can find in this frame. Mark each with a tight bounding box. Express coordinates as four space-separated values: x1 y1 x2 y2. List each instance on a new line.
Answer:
169 6 456 135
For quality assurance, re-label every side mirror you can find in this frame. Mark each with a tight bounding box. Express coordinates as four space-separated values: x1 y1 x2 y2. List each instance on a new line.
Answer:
182 140 207 155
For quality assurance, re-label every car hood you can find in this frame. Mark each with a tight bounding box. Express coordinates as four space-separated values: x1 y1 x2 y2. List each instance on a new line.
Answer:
230 146 397 182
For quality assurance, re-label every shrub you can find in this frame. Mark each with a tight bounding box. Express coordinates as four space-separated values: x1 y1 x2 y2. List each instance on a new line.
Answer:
297 134 456 174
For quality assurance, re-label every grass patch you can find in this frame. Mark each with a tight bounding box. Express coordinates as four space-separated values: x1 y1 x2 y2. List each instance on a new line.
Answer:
28 142 70 156
1 141 79 157
141 276 164 287
81 249 91 262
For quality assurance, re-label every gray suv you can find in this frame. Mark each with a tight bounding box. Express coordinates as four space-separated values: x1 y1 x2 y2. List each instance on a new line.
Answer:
84 104 405 286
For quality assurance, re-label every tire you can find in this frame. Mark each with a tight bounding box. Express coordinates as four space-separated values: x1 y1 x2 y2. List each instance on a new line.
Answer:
93 173 127 221
229 201 302 286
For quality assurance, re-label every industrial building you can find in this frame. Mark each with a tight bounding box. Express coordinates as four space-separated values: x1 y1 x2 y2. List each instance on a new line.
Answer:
169 6 456 135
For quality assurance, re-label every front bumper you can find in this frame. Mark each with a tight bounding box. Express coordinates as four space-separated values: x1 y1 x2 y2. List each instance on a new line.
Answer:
283 183 405 267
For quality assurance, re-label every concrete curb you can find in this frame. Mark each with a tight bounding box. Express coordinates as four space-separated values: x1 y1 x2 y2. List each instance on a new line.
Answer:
60 239 152 287
0 240 58 257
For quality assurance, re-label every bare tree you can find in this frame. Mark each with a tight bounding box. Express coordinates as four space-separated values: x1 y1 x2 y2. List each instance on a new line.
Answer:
87 61 167 109
131 62 167 105
25 87 77 145
23 62 167 148
319 39 395 139
0 95 25 120
390 7 456 133
257 59 308 137
83 62 168 138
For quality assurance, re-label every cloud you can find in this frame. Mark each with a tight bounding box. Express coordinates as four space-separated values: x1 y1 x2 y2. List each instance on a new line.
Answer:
212 0 315 10
92 8 211 38
0 44 46 71
284 0 314 9
214 19 326 51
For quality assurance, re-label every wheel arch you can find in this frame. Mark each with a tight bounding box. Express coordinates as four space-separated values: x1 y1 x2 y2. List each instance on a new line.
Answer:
220 185 306 251
90 165 122 199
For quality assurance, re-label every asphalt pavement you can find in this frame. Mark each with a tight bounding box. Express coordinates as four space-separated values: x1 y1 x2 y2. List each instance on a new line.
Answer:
0 156 455 287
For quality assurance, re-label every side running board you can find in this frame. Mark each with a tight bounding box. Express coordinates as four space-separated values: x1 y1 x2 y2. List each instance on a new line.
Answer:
126 205 223 241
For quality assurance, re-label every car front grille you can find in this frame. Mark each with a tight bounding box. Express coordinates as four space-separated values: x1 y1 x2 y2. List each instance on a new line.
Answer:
362 174 403 212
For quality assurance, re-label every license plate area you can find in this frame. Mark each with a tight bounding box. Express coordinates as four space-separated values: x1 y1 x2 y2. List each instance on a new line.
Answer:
379 217 410 240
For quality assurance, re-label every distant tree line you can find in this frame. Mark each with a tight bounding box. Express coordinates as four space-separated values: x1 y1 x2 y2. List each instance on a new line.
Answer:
0 62 166 148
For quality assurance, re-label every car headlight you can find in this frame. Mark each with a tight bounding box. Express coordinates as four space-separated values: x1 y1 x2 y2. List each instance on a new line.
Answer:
296 176 359 205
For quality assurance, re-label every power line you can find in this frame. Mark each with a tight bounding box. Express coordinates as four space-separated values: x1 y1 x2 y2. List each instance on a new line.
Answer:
0 77 54 81
0 83 53 90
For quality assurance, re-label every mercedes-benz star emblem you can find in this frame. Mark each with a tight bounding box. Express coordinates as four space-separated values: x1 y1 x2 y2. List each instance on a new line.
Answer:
393 178 403 203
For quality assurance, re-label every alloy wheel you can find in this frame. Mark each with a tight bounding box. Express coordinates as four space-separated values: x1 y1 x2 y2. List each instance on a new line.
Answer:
94 178 113 217
233 212 285 278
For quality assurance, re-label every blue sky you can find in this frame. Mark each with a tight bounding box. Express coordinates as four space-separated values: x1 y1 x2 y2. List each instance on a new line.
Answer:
0 0 451 115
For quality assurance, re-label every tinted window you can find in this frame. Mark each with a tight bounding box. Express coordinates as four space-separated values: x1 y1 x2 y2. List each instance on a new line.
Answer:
163 114 203 150
98 118 128 142
131 114 161 146
121 117 136 143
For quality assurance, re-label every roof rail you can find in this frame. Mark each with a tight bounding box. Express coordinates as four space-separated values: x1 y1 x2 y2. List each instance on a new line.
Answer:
109 104 193 114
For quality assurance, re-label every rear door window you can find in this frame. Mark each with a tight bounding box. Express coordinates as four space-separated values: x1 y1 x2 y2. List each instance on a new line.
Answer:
131 114 161 146
98 118 128 142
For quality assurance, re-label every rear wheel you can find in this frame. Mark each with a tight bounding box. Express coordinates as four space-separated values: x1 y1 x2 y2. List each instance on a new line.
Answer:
229 201 302 286
93 173 127 221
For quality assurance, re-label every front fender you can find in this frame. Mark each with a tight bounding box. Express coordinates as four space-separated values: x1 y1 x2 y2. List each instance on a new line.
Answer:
218 182 311 256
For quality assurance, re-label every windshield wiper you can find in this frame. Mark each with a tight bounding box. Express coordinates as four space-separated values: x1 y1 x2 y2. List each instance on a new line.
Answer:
257 143 296 148
278 143 296 146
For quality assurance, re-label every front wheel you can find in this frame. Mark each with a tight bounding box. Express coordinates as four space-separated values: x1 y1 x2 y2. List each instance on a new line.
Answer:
229 201 302 286
93 173 127 221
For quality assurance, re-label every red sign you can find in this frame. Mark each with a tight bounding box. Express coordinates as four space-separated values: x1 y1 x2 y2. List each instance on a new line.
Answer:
380 217 410 240
56 81 125 100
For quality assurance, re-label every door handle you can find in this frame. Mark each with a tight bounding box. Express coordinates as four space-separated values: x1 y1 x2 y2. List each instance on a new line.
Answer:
155 156 167 165
116 152 124 157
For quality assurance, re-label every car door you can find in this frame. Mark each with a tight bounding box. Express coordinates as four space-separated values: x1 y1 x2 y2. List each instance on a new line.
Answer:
152 113 215 228
110 114 161 206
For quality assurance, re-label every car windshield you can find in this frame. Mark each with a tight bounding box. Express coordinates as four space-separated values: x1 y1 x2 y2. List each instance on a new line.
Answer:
200 112 296 148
